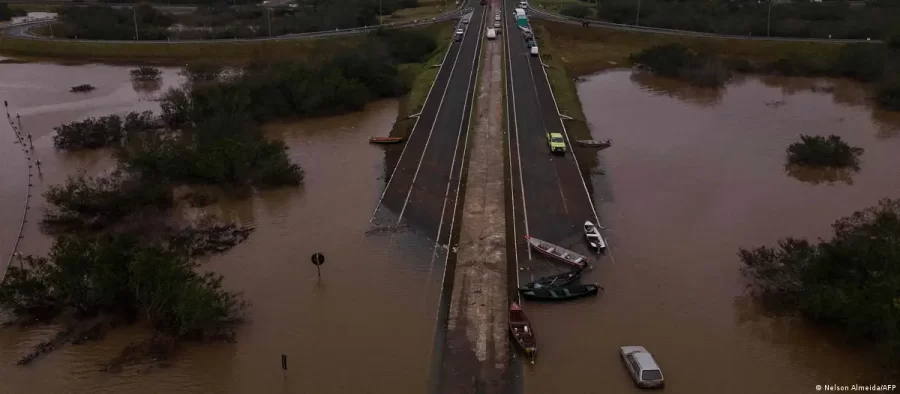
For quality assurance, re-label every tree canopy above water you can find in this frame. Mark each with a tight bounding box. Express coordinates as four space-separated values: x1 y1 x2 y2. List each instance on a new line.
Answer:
786 134 864 169
739 199 900 370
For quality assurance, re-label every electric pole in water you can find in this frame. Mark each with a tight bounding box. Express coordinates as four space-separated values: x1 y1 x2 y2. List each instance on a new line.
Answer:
767 0 772 37
133 7 139 40
635 0 641 26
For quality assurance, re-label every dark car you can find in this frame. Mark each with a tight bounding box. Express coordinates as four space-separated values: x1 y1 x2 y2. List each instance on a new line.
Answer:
454 28 464 42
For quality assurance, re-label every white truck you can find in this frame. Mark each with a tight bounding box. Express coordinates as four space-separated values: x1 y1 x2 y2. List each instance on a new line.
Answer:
514 8 525 17
486 28 497 39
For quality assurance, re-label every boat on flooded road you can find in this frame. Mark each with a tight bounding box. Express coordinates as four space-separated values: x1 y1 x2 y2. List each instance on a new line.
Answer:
520 283 602 301
509 302 537 363
525 236 590 269
519 269 583 290
583 221 607 251
369 136 404 144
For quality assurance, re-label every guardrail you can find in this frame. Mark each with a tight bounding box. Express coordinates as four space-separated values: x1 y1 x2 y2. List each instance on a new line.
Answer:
1 7 472 43
527 7 881 44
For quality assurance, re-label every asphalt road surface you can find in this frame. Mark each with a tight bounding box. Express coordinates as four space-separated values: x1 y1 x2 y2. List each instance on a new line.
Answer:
371 1 485 246
503 0 601 291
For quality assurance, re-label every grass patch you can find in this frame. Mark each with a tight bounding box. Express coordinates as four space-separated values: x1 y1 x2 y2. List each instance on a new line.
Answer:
383 0 450 24
533 20 846 78
391 20 455 137
531 22 591 141
8 3 62 12
0 23 453 65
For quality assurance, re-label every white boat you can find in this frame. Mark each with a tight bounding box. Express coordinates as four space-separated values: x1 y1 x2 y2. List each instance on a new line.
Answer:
525 236 589 269
583 221 607 251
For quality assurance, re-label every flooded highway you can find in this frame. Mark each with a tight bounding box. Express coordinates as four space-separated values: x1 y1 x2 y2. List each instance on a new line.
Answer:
521 70 900 393
0 61 444 393
2 58 899 394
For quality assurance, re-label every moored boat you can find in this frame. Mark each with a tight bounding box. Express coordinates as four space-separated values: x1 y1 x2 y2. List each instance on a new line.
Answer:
576 139 611 148
583 221 607 251
520 283 602 301
525 236 589 269
509 302 537 363
369 137 404 144
519 269 583 290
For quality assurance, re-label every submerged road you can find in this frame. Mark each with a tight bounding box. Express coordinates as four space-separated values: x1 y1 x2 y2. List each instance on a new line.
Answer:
502 0 601 285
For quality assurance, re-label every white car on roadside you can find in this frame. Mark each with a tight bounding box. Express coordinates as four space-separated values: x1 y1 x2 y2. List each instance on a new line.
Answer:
620 346 665 389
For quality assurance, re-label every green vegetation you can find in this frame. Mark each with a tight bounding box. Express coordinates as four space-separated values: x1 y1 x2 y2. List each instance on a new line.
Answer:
628 40 900 110
548 0 900 40
130 66 162 80
630 43 732 88
390 21 454 136
786 134 864 169
53 111 158 150
739 199 900 370
0 2 27 21
45 0 434 41
0 234 243 338
532 21 900 111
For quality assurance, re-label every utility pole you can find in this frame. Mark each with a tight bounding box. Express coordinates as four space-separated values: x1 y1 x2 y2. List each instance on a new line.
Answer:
767 0 772 37
635 0 641 26
267 9 272 37
133 6 139 40
379 0 383 25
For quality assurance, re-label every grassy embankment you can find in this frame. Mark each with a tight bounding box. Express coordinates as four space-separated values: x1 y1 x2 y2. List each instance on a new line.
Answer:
391 20 455 136
0 17 454 65
382 0 452 24
530 20 846 141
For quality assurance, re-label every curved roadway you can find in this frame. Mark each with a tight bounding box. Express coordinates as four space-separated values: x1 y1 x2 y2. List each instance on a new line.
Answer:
2 4 884 44
527 7 882 43
0 8 470 43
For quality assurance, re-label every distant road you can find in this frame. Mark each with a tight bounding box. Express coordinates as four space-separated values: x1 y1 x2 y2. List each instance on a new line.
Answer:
0 7 469 43
527 7 883 44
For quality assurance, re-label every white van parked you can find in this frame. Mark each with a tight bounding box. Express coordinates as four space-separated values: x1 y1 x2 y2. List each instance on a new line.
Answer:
486 28 497 40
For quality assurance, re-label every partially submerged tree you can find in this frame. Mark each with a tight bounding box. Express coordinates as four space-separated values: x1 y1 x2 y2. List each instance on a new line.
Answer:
0 234 244 337
739 199 900 368
786 134 864 168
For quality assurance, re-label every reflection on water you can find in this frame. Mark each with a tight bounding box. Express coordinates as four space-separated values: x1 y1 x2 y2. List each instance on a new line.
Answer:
784 163 857 185
0 63 442 393
629 71 725 108
521 70 900 394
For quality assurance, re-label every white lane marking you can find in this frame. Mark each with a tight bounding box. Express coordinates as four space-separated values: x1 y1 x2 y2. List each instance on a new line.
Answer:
396 22 476 224
503 1 531 262
369 20 463 223
524 18 612 263
426 4 486 295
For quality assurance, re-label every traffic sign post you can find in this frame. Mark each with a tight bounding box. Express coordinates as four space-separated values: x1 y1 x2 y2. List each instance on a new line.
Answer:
311 253 325 277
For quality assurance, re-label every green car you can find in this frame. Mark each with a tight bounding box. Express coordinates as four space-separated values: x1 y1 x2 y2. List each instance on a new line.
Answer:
547 132 566 154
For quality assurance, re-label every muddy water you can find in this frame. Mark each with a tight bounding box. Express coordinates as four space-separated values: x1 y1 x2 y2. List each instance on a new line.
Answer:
0 63 443 393
523 71 900 394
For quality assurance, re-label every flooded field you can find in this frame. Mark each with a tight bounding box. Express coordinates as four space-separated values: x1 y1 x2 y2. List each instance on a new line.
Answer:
0 62 443 393
522 71 900 394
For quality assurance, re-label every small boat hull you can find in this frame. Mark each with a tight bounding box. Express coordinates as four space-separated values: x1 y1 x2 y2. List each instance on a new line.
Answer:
576 139 611 148
520 283 602 301
519 269 583 290
369 137 404 144
583 221 607 251
525 236 589 269
509 302 537 363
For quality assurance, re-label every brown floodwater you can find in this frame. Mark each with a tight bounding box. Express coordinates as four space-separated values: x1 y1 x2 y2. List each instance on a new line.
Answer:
522 70 900 393
0 61 444 393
